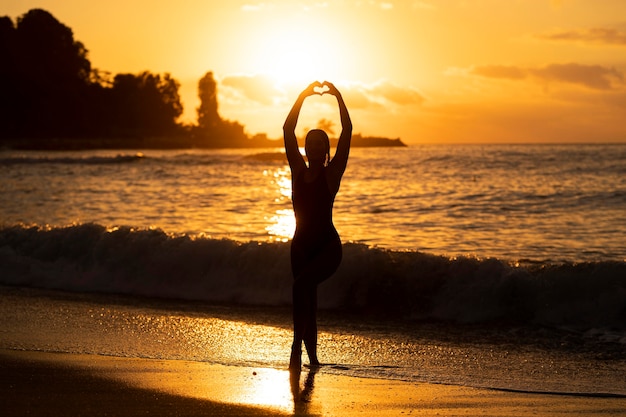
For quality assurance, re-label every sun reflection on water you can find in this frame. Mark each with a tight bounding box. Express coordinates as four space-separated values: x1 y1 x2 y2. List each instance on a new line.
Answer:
265 167 295 242
266 209 295 242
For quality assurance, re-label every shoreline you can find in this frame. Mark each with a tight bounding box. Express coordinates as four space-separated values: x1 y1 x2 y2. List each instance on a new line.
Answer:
2 349 626 417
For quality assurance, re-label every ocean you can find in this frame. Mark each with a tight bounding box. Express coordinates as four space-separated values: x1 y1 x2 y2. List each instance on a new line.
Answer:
1 144 625 396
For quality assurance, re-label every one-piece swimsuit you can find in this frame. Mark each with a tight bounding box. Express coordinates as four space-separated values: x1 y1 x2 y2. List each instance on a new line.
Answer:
290 168 342 281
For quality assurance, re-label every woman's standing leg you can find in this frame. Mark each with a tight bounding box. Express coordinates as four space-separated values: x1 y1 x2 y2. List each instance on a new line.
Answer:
290 239 342 369
291 277 306 370
303 286 319 365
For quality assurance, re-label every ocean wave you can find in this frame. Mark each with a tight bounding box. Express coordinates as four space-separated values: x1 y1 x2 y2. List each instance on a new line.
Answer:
1 224 624 334
242 151 287 162
0 153 146 165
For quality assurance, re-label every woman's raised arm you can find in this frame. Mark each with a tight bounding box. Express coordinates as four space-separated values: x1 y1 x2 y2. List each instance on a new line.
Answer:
326 82 352 192
283 82 321 177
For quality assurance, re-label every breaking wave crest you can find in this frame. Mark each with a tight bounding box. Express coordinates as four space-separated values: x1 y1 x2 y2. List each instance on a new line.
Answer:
1 224 625 334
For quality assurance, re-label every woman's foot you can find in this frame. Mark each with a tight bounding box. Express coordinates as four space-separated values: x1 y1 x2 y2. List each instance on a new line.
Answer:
304 340 318 367
289 346 302 371
304 361 321 370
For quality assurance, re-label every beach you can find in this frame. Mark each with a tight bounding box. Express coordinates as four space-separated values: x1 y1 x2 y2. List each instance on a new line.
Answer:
1 287 626 416
3 349 626 417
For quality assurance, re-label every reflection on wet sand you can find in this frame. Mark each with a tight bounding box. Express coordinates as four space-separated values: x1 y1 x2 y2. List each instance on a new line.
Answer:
7 349 626 417
231 367 293 412
291 367 320 416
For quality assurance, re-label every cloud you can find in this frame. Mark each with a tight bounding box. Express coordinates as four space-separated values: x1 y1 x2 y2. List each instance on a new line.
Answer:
340 87 377 109
415 89 626 143
530 63 623 90
370 81 426 105
221 74 283 104
241 3 266 12
536 27 626 46
368 1 434 11
340 81 425 109
471 65 527 80
469 63 624 90
217 76 424 111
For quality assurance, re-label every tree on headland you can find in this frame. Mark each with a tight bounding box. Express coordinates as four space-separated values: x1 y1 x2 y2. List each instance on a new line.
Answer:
197 71 220 132
15 9 91 83
0 8 186 145
193 71 247 146
1 9 92 139
109 72 183 137
0 15 20 137
0 8 249 148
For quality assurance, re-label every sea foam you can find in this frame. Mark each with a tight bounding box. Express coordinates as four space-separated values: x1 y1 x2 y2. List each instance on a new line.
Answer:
1 224 624 334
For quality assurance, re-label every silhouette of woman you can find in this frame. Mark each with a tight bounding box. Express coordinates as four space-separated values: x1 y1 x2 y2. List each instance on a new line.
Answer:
283 81 352 370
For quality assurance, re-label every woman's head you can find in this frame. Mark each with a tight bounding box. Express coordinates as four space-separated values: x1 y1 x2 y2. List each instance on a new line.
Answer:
305 129 330 166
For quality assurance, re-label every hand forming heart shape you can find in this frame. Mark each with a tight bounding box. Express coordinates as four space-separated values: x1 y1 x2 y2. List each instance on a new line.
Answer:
313 84 330 95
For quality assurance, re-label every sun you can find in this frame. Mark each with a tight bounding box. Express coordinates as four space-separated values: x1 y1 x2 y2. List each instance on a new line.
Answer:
251 18 345 88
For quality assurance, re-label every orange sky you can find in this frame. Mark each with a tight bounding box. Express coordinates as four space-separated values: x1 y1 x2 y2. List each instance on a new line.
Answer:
5 0 626 143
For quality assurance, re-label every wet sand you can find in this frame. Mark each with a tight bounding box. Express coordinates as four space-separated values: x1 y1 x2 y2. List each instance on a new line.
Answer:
2 349 625 417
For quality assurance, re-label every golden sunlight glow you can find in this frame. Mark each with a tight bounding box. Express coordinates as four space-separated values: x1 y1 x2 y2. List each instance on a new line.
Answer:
233 368 293 411
250 17 345 87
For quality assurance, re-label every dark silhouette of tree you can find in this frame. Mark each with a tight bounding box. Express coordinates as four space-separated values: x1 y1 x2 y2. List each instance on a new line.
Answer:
16 9 91 84
197 71 220 132
316 118 336 136
110 72 183 137
0 16 20 137
0 9 185 143
11 9 92 138
0 8 257 148
194 71 247 146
